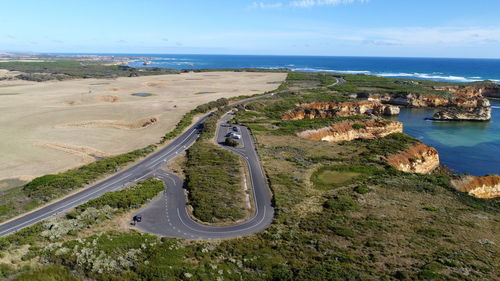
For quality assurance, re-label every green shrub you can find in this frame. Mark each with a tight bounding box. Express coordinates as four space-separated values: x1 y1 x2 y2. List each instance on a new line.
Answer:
77 178 164 212
311 165 380 190
324 195 359 212
13 265 81 281
415 227 446 238
23 145 155 203
163 98 229 141
351 123 366 130
185 141 245 222
225 136 239 147
354 184 371 194
358 133 418 159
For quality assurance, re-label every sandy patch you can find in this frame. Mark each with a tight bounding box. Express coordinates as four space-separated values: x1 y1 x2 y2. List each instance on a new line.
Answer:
34 142 110 164
0 71 286 181
144 81 168 87
95 95 120 102
58 116 159 130
0 69 23 79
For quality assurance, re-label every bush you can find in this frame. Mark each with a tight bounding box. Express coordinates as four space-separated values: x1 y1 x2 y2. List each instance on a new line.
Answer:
224 136 239 147
354 184 370 194
351 123 366 130
163 98 229 141
24 146 155 203
324 195 359 212
13 265 81 281
185 141 245 222
77 178 164 212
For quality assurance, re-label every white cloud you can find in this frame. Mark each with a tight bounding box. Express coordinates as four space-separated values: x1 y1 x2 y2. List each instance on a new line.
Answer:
365 27 500 45
250 0 367 9
199 26 500 48
251 2 284 9
290 0 369 7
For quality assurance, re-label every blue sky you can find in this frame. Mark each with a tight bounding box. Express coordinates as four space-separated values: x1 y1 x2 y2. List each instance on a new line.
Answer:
2 0 500 58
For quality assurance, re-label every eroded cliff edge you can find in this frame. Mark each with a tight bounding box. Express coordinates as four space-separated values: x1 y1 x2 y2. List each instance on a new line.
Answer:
353 85 493 121
298 119 403 142
386 143 440 174
452 175 500 199
282 100 400 120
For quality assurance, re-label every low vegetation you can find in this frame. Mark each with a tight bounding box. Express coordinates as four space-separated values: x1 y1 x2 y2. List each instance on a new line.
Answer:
0 60 177 81
311 165 380 190
1 72 498 280
184 141 245 223
0 145 155 223
162 98 229 141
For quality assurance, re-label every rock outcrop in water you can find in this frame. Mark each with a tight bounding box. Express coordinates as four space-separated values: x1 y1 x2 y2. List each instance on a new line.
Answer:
282 101 400 120
432 100 491 121
297 120 403 142
386 143 440 174
451 175 500 199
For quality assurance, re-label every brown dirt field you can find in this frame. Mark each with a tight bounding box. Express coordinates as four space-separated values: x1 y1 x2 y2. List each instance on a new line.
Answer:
0 71 286 182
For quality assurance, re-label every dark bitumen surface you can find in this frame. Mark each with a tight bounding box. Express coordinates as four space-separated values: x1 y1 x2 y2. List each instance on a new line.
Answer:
135 112 274 239
0 76 344 239
0 115 208 237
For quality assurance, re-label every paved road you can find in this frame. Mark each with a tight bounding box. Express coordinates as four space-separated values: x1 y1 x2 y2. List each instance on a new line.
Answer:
0 114 209 237
0 75 345 239
134 76 345 239
0 93 276 238
135 112 273 239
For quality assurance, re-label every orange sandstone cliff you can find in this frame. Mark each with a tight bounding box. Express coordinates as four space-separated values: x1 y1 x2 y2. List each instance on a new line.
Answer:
386 143 440 174
354 86 492 121
451 175 500 199
297 120 403 142
282 101 400 120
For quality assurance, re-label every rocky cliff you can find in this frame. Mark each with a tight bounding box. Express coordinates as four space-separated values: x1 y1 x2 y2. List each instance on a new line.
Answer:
297 120 403 142
430 87 492 121
432 101 491 121
386 143 440 174
282 101 400 120
431 85 500 99
451 175 500 199
355 87 492 121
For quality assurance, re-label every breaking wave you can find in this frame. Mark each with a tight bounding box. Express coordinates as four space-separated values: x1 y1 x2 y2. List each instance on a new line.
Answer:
286 67 499 83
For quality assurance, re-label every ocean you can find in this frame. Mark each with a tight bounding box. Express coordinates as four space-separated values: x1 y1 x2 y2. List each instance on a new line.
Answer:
388 101 500 176
68 54 500 175
115 54 500 83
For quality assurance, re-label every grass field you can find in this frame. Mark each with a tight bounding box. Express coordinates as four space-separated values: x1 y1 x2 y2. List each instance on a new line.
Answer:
0 71 286 183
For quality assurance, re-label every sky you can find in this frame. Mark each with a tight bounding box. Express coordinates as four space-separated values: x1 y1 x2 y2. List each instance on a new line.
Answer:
1 0 500 58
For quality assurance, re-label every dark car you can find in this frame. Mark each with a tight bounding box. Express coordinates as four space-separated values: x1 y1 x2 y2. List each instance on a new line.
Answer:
232 127 240 132
134 214 143 222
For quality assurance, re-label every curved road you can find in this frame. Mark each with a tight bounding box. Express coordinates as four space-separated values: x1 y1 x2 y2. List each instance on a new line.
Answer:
134 112 273 239
0 75 344 239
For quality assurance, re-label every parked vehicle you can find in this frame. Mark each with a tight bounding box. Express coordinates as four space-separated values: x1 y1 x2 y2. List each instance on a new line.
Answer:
133 214 143 222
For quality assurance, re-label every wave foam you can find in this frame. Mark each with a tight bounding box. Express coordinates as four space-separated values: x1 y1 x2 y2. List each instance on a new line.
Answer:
376 72 479 82
291 67 371 74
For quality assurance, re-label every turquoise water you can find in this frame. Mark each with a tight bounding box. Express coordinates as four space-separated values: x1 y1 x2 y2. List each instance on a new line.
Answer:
390 100 500 176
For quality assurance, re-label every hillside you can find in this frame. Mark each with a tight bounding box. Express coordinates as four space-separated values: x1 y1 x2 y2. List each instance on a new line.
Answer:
0 72 498 281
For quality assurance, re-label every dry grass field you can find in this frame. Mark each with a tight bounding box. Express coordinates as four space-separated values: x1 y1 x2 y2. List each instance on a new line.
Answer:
0 71 286 184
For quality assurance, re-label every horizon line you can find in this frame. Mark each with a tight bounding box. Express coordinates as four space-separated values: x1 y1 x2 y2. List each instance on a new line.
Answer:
3 51 500 61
